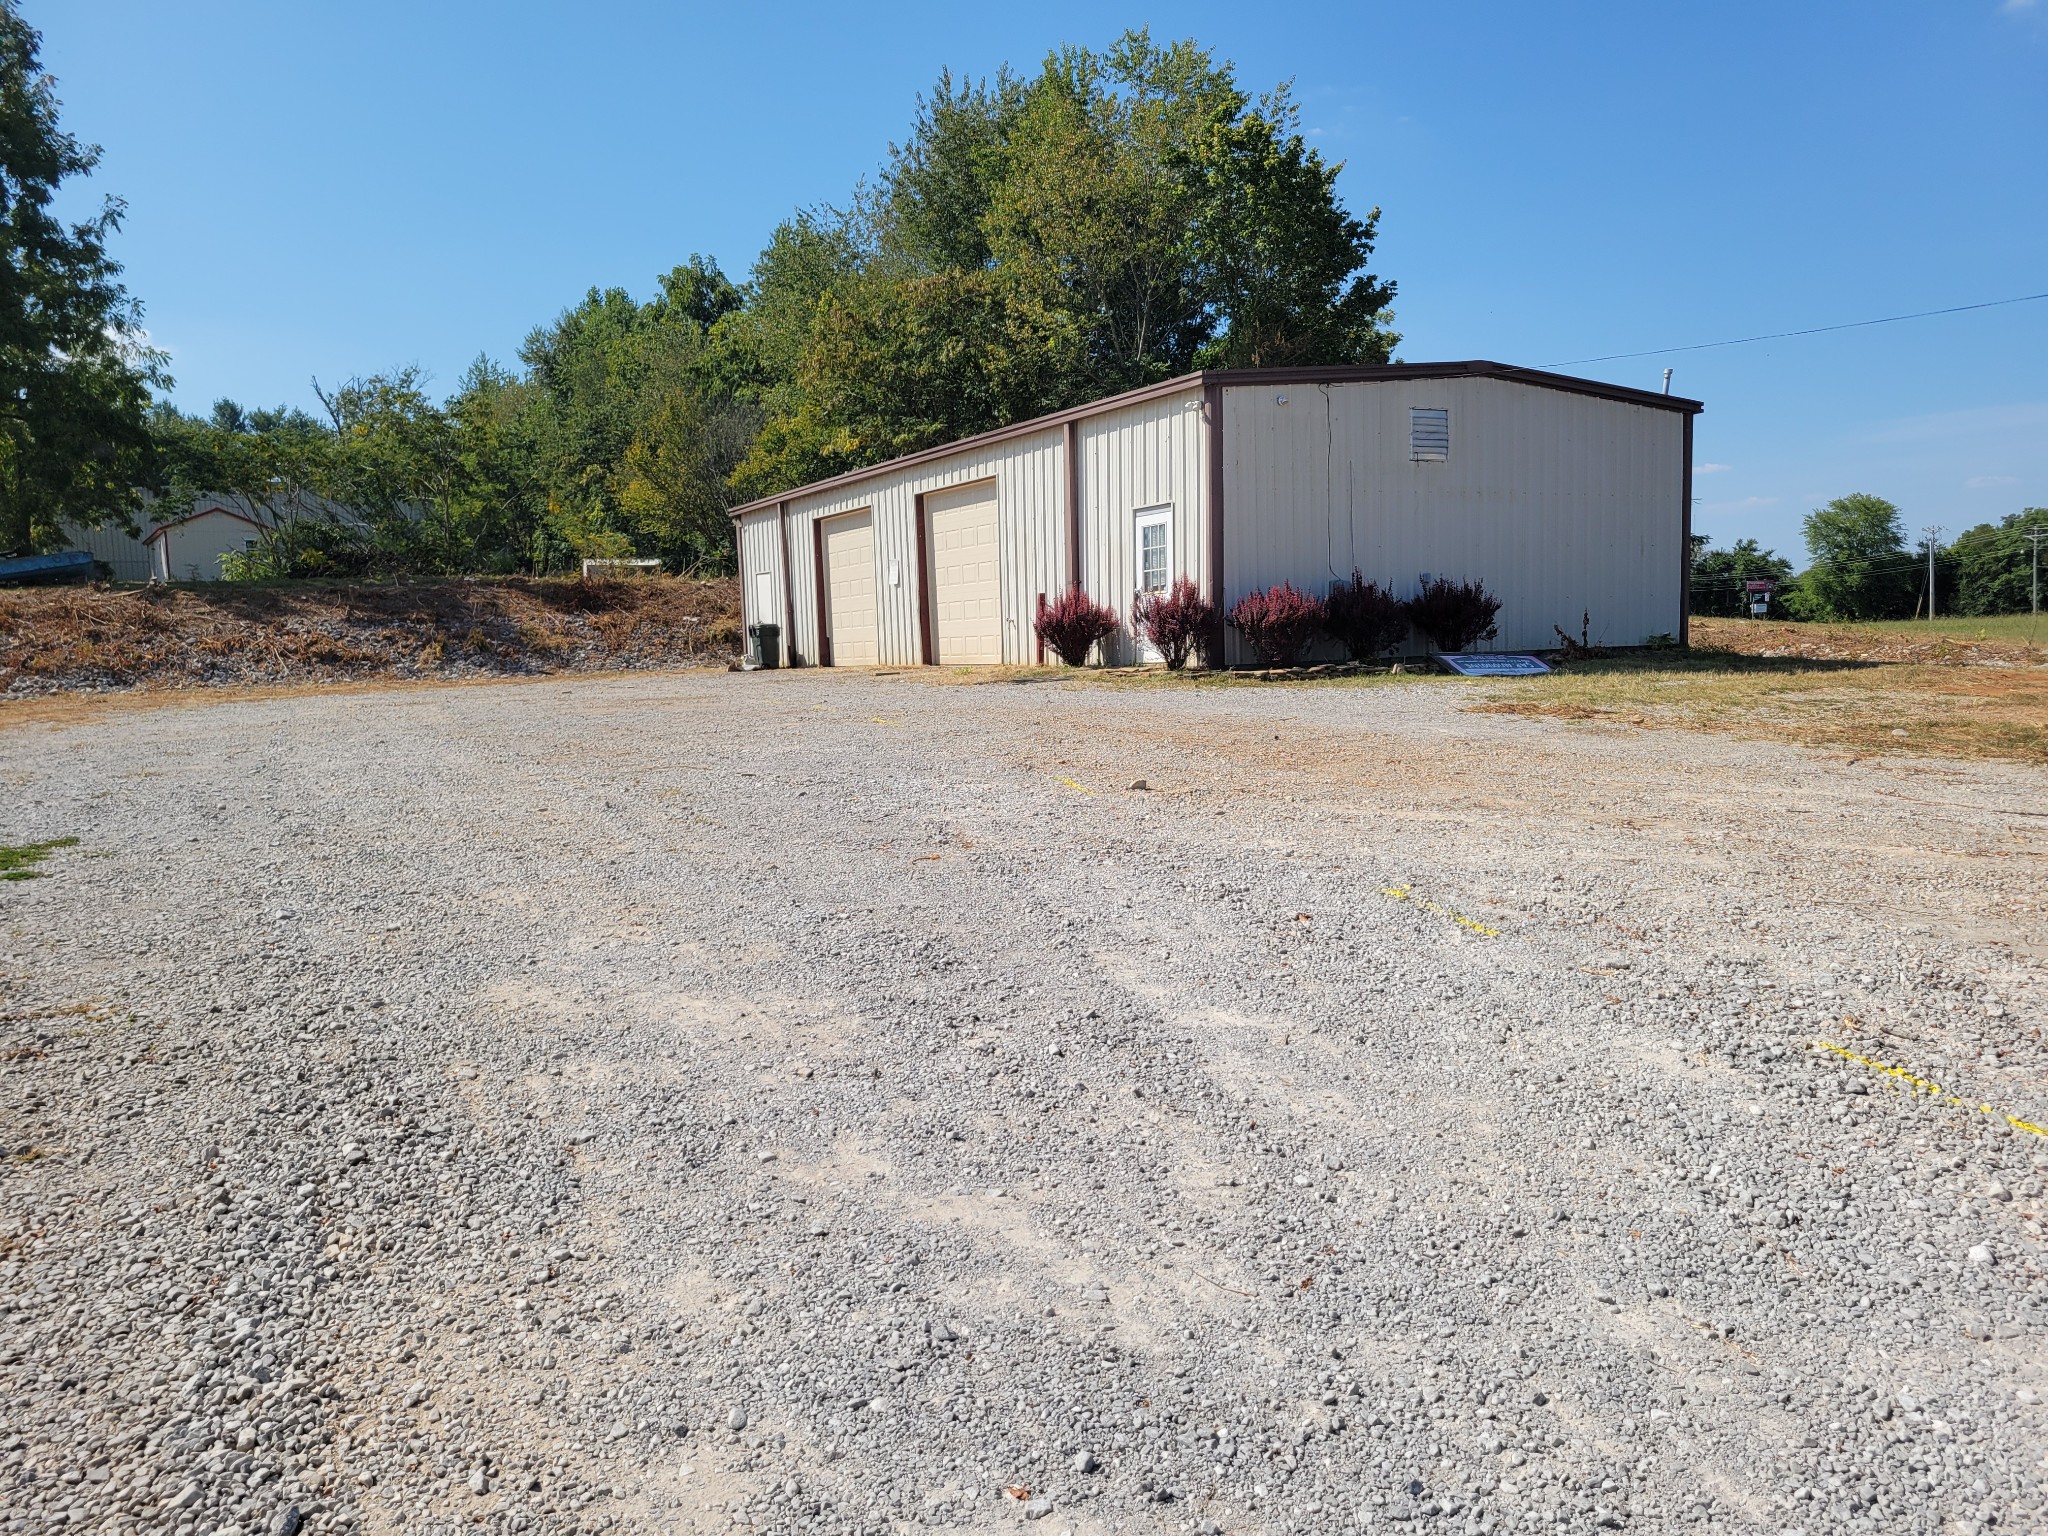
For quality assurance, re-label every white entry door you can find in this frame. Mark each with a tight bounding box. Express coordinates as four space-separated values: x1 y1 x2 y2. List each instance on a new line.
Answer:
1132 506 1171 662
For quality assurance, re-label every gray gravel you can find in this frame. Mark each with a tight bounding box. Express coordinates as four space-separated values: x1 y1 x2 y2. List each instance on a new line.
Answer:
2 669 2045 1536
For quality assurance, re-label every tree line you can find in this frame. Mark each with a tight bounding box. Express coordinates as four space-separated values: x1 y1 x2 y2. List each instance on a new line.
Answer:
1692 494 2048 621
3 13 1396 575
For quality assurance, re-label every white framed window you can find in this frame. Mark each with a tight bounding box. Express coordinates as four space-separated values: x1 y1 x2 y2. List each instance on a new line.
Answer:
1410 407 1450 462
1134 506 1171 595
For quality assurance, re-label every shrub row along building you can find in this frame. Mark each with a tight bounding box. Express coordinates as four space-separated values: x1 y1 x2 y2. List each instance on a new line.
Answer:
731 361 1704 667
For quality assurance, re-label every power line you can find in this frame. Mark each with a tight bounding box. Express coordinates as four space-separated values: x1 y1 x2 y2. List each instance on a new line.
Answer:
1546 290 2048 367
1694 551 1954 579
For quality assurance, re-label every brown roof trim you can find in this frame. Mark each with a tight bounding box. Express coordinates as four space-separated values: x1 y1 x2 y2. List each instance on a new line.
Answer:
728 373 1204 520
1204 361 1706 417
143 504 268 542
727 361 1703 520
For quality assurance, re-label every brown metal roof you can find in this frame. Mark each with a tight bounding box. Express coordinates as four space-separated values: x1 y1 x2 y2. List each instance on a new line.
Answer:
727 361 1704 521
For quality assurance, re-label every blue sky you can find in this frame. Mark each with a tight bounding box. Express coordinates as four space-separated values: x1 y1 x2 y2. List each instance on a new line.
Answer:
39 1 2048 559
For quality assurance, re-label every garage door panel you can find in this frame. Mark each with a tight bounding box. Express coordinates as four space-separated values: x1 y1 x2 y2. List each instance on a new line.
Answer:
926 484 1001 665
823 513 878 666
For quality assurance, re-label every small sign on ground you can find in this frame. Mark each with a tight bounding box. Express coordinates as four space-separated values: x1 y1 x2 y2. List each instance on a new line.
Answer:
1436 653 1551 677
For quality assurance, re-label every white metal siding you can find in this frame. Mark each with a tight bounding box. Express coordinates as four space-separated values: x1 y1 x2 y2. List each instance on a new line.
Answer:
780 428 1067 666
762 386 1207 667
738 509 782 638
65 522 153 581
1221 377 1683 657
1075 389 1208 665
154 512 263 583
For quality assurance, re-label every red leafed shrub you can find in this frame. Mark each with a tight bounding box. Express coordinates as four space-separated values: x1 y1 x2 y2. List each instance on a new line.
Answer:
1227 582 1326 667
1323 570 1408 660
1034 588 1119 666
1405 576 1501 653
1130 577 1215 671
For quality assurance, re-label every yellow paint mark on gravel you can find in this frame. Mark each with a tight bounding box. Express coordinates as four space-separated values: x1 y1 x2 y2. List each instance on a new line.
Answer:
1381 885 1500 938
869 717 904 726
1054 776 1096 796
1811 1039 2048 1138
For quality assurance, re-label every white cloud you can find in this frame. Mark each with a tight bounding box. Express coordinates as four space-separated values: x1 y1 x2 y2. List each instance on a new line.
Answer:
1693 462 1731 474
1965 474 2020 489
1703 495 1779 512
2002 0 2036 13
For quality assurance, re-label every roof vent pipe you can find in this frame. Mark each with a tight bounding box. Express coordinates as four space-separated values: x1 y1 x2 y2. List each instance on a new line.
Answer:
1661 368 1674 395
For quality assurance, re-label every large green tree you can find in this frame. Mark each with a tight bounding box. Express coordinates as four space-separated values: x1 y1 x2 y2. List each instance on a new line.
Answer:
1188 104 1396 368
0 0 164 553
1784 493 1918 621
731 30 1398 498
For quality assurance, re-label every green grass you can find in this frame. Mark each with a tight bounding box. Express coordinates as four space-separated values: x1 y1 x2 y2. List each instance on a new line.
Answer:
0 836 80 881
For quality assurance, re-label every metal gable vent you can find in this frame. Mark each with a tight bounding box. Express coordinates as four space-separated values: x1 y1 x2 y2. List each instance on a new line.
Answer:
1410 407 1449 462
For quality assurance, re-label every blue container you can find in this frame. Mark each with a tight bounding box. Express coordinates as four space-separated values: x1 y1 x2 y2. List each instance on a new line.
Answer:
0 550 95 585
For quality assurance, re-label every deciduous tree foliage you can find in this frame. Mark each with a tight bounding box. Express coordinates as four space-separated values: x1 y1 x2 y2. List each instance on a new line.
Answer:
59 28 1399 579
1688 537 1795 617
729 30 1397 498
1947 508 2048 616
1784 493 1918 621
0 0 163 553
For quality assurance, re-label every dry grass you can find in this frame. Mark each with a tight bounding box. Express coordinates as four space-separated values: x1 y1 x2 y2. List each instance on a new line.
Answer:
1693 614 2046 666
950 627 2048 766
1471 650 2048 764
0 575 742 697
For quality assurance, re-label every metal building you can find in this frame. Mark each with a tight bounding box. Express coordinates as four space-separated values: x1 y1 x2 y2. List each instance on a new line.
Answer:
730 361 1702 666
65 492 411 585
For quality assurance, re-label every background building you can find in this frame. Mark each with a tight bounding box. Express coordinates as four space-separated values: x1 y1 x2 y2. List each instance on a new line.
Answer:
66 493 389 584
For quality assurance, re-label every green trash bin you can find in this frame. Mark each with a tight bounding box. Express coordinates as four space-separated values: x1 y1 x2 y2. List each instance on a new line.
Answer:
748 622 781 669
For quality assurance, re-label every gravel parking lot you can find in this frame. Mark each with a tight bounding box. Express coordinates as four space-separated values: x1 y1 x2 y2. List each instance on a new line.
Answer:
3 669 2045 1536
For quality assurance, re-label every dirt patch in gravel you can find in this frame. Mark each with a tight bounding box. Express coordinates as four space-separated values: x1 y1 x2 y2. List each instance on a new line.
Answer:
3 672 2045 1536
0 575 741 695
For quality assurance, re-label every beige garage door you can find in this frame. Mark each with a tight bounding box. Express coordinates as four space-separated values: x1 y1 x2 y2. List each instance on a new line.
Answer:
926 482 1001 664
822 512 878 666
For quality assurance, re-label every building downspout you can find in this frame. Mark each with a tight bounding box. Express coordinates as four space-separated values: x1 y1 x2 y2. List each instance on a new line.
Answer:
914 493 934 665
776 500 797 664
1203 380 1226 667
1064 419 1082 594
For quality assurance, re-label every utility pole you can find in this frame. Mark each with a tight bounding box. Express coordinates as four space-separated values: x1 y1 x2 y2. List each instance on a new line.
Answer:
1922 525 1945 620
2027 528 2047 618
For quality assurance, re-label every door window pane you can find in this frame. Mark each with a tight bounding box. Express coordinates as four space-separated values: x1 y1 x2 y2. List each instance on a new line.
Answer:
1138 520 1168 593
